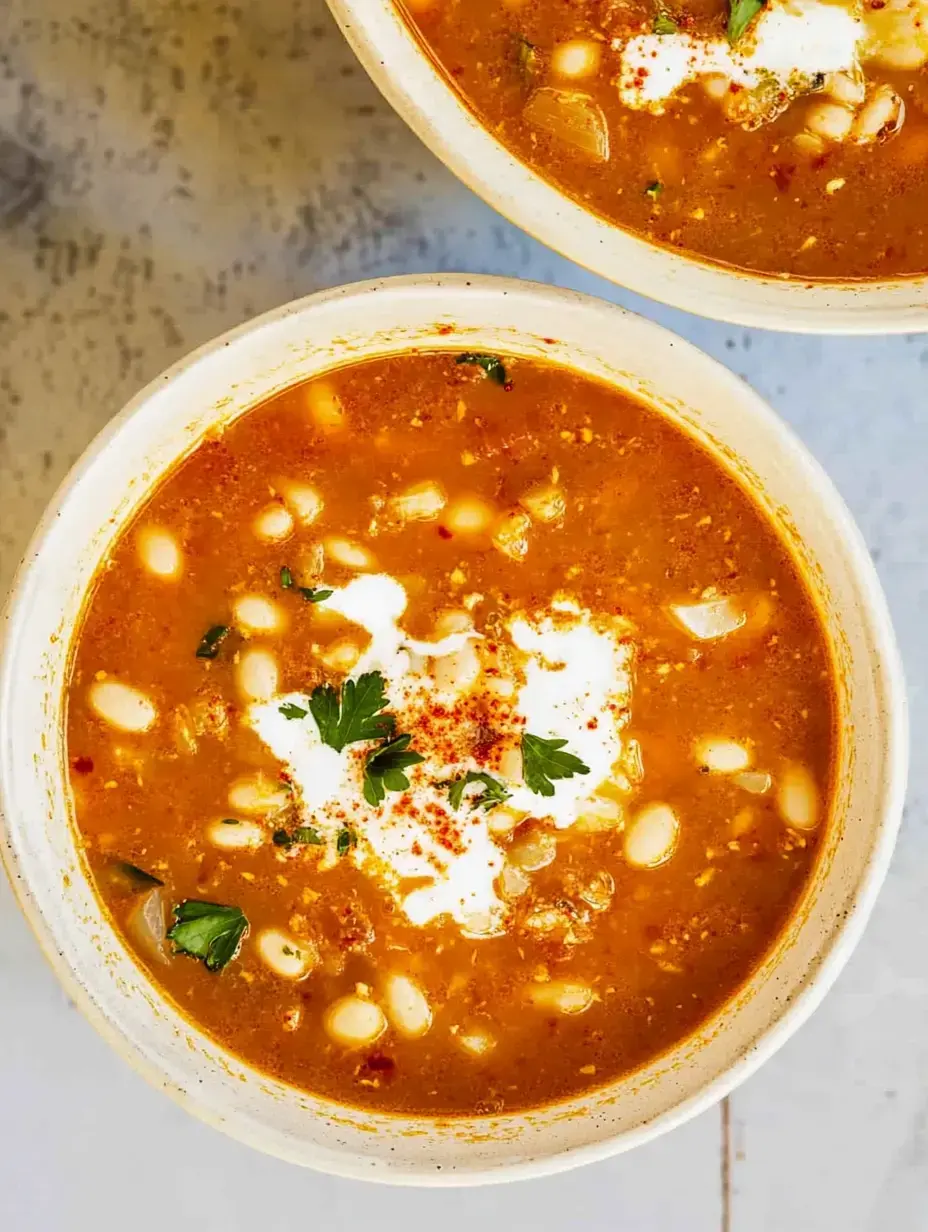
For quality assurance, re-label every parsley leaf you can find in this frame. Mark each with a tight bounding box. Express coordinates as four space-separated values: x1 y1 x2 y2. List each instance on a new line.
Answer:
728 0 765 43
644 180 663 201
363 734 425 806
196 624 231 659
279 701 308 720
653 11 678 32
309 671 395 752
280 565 293 589
447 771 512 812
167 900 248 971
273 825 323 848
456 353 508 386
299 586 334 604
336 827 358 856
521 733 590 798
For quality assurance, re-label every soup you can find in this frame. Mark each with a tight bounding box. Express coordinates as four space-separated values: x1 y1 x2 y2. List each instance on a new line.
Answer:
397 0 928 280
66 352 836 1116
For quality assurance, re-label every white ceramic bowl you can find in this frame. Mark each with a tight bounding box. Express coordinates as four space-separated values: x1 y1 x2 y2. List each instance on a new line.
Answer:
0 275 907 1184
326 0 928 334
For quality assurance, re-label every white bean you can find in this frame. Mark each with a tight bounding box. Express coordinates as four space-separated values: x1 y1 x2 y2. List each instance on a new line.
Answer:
551 38 601 80
324 995 387 1049
507 827 557 872
732 770 771 795
694 738 751 774
777 764 820 830
207 818 266 850
233 595 284 634
318 638 361 672
526 979 594 1015
137 527 182 579
227 774 291 816
519 482 566 525
852 86 904 145
499 862 531 899
89 679 157 733
306 380 345 432
382 973 432 1038
236 647 279 702
492 510 531 561
388 480 447 523
324 536 375 571
253 503 294 543
624 802 679 869
825 70 866 108
256 929 317 980
804 100 854 143
442 496 496 536
281 481 324 526
574 793 624 833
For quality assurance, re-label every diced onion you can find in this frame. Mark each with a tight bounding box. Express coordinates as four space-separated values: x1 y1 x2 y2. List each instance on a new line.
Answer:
89 679 157 733
324 995 387 1049
519 482 566 525
524 88 610 161
306 380 345 432
492 509 532 561
624 802 679 869
669 597 746 641
126 888 169 964
455 1022 497 1058
388 480 447 524
526 979 594 1015
281 482 324 526
382 973 432 1039
733 770 772 795
507 827 557 872
578 870 615 912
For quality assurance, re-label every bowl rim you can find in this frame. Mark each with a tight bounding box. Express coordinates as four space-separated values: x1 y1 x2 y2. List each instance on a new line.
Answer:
324 0 928 335
0 273 909 1184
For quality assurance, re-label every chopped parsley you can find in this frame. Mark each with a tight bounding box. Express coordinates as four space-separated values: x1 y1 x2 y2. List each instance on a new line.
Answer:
455 353 508 386
728 0 766 43
279 701 308 720
653 11 678 33
273 825 323 848
644 180 664 201
447 771 512 812
280 565 294 589
363 734 425 806
336 827 358 857
167 900 248 971
195 624 231 660
521 733 590 798
309 670 395 752
299 586 334 604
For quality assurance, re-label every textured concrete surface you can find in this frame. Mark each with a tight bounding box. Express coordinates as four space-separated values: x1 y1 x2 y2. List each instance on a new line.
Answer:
0 2 926 1229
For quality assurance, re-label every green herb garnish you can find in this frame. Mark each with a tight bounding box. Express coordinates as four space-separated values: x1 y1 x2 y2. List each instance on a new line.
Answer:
447 771 512 812
516 35 539 82
336 827 358 857
280 565 294 589
644 181 664 201
653 11 678 33
363 734 425 806
195 624 231 659
521 733 590 798
456 353 508 386
109 860 164 889
279 701 308 720
299 587 334 604
309 670 395 752
273 825 323 848
167 900 248 971
728 0 765 43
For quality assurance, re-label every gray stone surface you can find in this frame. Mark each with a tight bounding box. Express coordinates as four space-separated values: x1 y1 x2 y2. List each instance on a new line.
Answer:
0 2 926 1228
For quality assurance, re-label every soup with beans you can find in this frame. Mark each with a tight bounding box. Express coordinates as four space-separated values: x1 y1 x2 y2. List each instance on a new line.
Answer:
67 352 836 1116
398 0 928 280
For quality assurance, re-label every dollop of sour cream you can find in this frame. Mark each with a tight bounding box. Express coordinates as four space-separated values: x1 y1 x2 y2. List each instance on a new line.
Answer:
616 0 863 112
247 575 633 937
